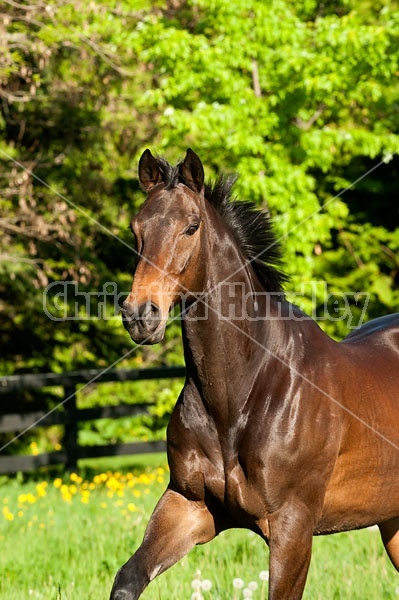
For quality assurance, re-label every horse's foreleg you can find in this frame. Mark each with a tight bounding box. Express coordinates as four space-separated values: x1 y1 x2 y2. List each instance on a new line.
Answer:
109 488 218 600
266 503 314 600
379 517 399 571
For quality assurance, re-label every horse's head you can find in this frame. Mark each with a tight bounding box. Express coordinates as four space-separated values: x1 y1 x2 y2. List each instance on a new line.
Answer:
122 148 207 344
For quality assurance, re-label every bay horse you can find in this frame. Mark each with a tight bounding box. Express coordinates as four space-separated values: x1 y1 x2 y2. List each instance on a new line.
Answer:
111 148 399 599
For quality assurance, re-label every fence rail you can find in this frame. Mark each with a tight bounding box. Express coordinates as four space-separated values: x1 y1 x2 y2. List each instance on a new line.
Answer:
0 366 185 474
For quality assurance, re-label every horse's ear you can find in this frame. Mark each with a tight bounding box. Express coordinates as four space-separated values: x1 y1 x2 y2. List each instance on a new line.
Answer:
138 149 162 191
180 148 205 193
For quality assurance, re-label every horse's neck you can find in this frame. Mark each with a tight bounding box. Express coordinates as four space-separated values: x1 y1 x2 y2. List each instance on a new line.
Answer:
181 256 282 419
181 209 292 417
183 279 283 361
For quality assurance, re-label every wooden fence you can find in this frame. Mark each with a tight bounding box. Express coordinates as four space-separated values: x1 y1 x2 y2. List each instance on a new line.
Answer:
0 366 185 474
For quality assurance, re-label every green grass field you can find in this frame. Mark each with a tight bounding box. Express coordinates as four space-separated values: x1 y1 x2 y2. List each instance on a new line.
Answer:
0 454 398 600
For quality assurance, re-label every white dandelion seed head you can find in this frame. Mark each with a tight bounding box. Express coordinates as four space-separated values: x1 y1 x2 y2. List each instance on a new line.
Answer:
201 579 212 591
248 581 258 591
233 578 245 589
259 570 269 581
243 589 253 598
191 579 202 590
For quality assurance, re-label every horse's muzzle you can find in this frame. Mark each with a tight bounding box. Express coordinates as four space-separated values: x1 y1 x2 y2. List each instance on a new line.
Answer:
122 300 164 344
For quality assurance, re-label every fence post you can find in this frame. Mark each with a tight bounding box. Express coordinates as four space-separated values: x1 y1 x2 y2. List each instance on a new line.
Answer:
63 384 78 471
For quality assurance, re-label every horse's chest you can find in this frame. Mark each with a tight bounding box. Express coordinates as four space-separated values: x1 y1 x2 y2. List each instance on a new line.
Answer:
169 397 267 523
202 457 267 526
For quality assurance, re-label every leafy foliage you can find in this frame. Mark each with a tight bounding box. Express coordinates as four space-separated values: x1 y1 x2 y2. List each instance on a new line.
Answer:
0 0 398 447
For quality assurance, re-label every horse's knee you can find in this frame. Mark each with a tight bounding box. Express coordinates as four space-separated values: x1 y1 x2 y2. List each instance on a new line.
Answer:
379 517 399 571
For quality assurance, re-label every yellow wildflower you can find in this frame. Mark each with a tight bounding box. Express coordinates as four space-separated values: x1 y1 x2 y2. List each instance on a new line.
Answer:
61 491 72 502
24 493 37 504
3 508 14 521
138 474 150 485
30 442 39 456
69 472 82 484
36 482 47 497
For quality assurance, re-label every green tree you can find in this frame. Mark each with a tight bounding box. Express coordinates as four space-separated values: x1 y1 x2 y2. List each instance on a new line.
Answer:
0 0 398 445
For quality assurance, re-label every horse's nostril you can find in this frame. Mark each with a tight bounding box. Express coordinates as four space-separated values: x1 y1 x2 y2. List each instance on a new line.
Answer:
138 302 160 324
122 300 162 341
122 300 137 319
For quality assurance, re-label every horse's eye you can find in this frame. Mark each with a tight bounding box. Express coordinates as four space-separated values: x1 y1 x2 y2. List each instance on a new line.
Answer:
185 223 200 236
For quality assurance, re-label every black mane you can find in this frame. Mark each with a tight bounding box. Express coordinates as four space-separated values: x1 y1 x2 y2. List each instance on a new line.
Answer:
156 157 287 296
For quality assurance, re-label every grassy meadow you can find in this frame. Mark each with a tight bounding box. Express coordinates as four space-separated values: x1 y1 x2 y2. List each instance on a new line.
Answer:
0 454 398 600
